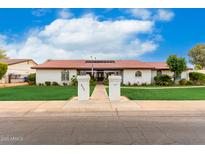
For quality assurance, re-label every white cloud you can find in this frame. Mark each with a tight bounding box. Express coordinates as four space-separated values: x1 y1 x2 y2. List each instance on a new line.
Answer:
58 9 73 19
32 9 50 17
126 9 175 22
81 12 97 19
155 9 175 21
1 17 158 63
128 9 152 20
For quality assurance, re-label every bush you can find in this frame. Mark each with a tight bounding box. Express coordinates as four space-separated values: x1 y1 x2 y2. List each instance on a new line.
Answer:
45 81 51 86
52 81 59 86
63 82 68 86
28 81 35 86
90 78 97 86
38 83 44 86
133 83 139 86
141 83 147 86
28 73 36 85
0 62 8 80
179 79 187 85
103 79 109 85
154 74 173 86
70 76 77 86
186 80 193 85
189 72 205 85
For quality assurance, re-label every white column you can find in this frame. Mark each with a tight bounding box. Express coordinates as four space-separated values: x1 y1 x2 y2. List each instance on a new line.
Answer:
77 75 90 101
108 75 121 101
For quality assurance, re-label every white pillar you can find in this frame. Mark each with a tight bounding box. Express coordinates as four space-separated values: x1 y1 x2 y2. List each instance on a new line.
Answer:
77 75 90 101
108 75 121 101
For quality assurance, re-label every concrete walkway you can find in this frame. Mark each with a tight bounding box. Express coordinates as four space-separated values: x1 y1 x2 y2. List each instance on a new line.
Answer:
90 84 109 101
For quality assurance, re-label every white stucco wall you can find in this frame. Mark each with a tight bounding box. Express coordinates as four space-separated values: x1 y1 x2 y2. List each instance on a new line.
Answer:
151 70 189 83
181 71 189 79
151 70 157 83
36 69 77 85
69 69 77 80
123 69 152 85
123 69 189 85
162 70 189 80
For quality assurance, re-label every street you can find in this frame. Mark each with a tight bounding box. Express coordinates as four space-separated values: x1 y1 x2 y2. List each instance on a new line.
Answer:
1 111 205 145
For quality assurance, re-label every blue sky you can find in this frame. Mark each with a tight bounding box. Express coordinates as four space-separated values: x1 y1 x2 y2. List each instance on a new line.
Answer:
0 8 204 64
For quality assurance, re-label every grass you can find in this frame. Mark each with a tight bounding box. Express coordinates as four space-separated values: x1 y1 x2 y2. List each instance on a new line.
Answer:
0 86 95 101
121 87 205 100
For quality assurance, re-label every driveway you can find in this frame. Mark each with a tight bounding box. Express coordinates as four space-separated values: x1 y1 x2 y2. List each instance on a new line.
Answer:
0 82 28 88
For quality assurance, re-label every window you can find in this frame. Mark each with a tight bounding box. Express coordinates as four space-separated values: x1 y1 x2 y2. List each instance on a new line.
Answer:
61 70 69 81
157 70 162 76
135 71 142 77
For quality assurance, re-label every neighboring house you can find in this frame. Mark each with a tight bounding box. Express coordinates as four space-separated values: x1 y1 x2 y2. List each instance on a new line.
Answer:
0 59 38 83
32 59 191 85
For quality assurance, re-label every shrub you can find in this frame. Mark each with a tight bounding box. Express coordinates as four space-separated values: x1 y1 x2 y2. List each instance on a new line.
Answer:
133 83 139 86
154 74 173 86
103 79 109 85
90 78 97 86
70 76 77 86
52 81 59 86
186 80 193 85
121 83 126 86
28 81 35 86
189 72 205 85
0 62 8 80
63 82 68 86
38 83 44 86
45 81 51 86
141 83 147 86
194 64 202 70
28 73 36 85
179 79 187 85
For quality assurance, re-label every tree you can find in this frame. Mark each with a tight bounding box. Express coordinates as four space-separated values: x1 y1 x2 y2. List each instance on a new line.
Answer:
188 44 205 68
0 62 8 80
166 55 187 82
194 64 202 70
0 49 8 59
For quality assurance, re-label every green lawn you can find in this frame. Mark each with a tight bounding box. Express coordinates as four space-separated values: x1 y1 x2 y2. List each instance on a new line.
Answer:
0 86 95 101
121 87 205 100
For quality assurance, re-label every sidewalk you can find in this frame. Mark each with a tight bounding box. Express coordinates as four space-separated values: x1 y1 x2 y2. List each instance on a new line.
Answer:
0 100 205 117
90 84 109 101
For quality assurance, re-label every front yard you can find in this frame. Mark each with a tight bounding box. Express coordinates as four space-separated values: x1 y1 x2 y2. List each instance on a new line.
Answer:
121 87 205 100
0 86 95 101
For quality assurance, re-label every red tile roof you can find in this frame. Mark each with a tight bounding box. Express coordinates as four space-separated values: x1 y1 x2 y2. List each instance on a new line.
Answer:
145 62 169 69
32 59 171 70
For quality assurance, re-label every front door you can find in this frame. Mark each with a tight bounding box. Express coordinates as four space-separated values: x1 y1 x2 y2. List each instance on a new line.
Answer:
97 72 104 81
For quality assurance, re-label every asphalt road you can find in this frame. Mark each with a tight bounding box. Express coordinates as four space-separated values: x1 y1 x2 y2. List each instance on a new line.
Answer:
1 111 205 145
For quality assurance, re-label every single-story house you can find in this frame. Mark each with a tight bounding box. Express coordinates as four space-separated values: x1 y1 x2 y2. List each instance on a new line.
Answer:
32 59 191 85
0 59 38 83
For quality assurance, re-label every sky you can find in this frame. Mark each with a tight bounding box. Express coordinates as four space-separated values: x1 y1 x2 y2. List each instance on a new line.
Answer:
0 8 205 64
